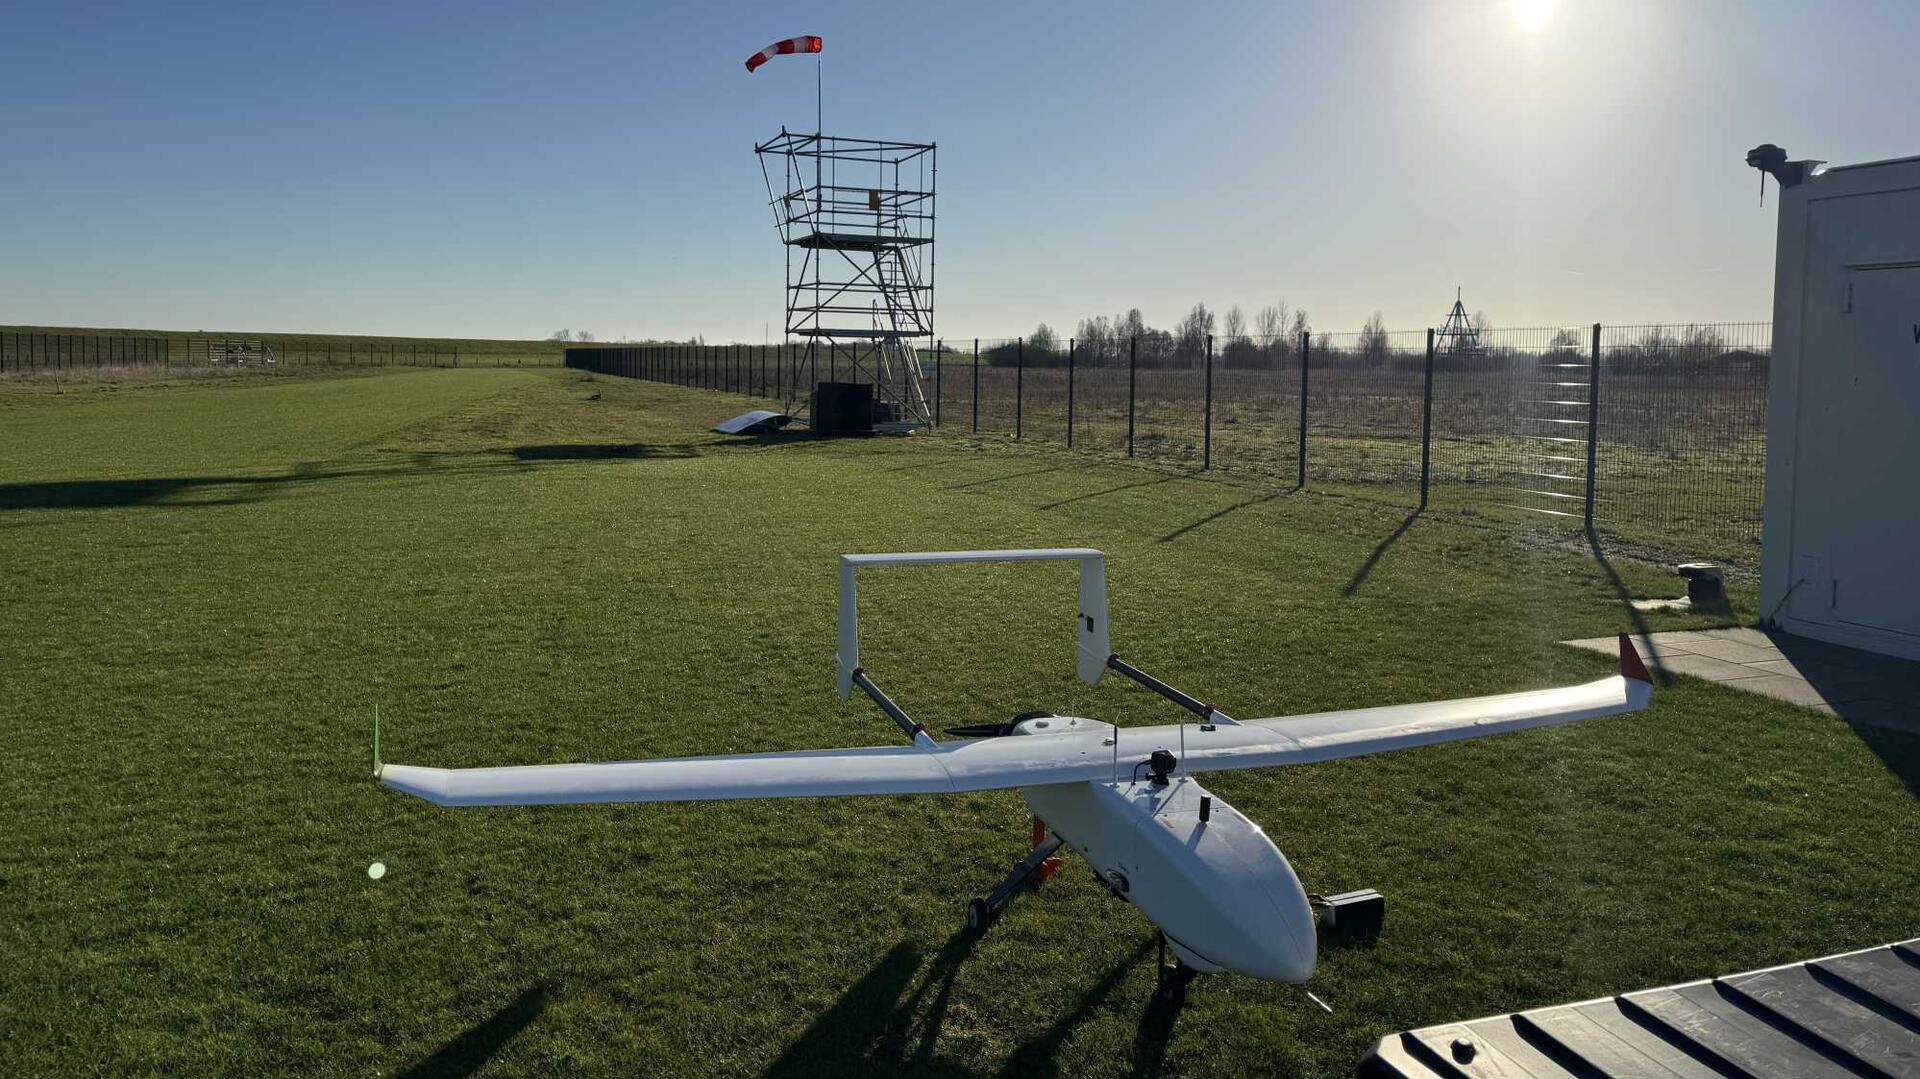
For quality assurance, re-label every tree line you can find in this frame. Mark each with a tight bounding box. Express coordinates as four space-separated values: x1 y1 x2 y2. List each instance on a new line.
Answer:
987 302 1491 369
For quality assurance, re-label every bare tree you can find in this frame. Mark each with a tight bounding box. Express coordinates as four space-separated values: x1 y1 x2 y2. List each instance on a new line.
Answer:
1175 302 1214 365
1679 323 1726 363
548 329 573 342
1029 323 1059 354
1359 311 1390 366
1224 305 1246 341
1290 310 1311 341
1077 315 1113 364
577 330 596 343
1255 302 1289 340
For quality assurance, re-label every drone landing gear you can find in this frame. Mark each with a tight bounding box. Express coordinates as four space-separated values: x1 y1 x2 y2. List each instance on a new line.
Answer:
1154 932 1199 1000
965 818 1065 933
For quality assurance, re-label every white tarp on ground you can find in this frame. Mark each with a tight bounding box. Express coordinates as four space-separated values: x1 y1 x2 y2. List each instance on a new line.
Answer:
712 410 789 435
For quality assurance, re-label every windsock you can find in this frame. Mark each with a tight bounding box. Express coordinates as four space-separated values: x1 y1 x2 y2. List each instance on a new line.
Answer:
745 36 823 73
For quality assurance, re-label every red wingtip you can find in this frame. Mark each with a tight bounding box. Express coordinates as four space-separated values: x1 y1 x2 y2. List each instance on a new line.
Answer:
1619 633 1652 682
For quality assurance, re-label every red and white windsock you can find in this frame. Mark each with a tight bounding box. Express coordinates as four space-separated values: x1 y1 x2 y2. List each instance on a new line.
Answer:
745 35 823 73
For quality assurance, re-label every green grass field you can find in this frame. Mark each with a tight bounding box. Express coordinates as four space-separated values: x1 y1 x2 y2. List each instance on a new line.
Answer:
3 368 1914 1077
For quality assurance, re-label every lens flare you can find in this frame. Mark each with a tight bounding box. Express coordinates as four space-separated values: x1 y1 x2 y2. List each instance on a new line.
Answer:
1512 0 1554 33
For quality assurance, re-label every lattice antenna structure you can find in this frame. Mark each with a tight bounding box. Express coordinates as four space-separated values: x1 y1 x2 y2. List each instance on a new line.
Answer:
1435 287 1482 356
755 131 936 429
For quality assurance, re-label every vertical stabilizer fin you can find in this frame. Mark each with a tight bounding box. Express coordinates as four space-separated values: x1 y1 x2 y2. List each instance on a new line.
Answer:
1619 634 1652 683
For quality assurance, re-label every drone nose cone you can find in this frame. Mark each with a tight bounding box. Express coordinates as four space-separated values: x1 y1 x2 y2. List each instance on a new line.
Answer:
1126 781 1320 983
1241 899 1318 983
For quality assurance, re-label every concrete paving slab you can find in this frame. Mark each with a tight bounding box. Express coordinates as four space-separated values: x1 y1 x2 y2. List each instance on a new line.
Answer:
1725 674 1852 708
1686 638 1787 665
1650 652 1775 682
1565 636 1703 659
1561 627 1920 733
1697 626 1781 648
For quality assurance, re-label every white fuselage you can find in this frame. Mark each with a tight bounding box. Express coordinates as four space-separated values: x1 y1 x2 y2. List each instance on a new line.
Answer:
1009 716 1317 983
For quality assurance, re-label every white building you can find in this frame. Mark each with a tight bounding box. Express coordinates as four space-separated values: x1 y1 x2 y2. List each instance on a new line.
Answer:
1756 147 1920 660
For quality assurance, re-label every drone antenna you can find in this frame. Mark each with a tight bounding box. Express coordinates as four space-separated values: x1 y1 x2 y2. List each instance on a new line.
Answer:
372 703 381 776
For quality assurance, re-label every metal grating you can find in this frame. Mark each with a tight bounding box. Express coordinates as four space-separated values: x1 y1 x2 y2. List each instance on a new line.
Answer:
1360 939 1920 1078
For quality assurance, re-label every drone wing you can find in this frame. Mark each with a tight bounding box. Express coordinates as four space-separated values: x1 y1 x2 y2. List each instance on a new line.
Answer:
378 744 958 807
380 637 1652 806
1179 636 1653 774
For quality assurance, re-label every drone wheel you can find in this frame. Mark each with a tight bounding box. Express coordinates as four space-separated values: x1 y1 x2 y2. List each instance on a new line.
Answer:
965 898 991 932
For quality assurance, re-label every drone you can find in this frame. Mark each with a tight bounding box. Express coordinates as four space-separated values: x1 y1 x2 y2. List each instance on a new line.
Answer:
379 549 1652 991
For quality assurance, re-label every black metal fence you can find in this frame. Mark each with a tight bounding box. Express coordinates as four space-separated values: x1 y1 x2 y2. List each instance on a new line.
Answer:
568 324 1771 568
0 330 564 372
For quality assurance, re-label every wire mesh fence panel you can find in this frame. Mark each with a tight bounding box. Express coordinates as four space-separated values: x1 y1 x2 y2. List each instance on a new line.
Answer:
972 338 1022 438
1129 335 1205 467
560 321 1770 571
929 341 980 434
1596 322 1769 567
1012 335 1071 447
1306 330 1427 505
1070 335 1133 457
1435 326 1591 530
1209 334 1302 479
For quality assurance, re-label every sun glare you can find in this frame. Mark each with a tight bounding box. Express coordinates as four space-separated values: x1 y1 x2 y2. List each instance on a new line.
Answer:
1512 0 1555 33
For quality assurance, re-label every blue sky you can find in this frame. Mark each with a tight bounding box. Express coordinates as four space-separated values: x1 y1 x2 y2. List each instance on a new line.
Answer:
3 1 1917 341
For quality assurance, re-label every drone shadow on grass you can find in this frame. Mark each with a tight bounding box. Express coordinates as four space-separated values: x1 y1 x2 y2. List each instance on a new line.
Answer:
760 935 972 1079
761 932 1178 1079
395 982 550 1079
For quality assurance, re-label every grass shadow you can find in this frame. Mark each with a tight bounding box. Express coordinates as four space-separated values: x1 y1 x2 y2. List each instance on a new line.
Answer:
1040 476 1177 511
0 440 705 512
1130 977 1186 1079
396 982 550 1079
1764 632 1920 797
1158 489 1285 543
507 442 700 461
1844 722 1920 800
762 931 981 1079
1341 511 1421 596
0 476 277 510
994 938 1155 1078
1586 525 1659 671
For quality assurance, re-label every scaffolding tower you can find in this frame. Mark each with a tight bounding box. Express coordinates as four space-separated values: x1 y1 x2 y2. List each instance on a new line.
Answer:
756 130 936 429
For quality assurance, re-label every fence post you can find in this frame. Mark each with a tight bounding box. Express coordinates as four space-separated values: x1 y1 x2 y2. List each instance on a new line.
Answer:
971 339 980 433
1015 338 1024 440
1585 323 1602 531
1066 337 1076 448
1419 327 1435 511
1127 335 1137 458
934 341 943 427
1203 334 1214 470
1297 330 1310 487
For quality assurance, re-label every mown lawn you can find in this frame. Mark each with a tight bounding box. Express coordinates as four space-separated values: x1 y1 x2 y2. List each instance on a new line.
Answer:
2 367 1914 1077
